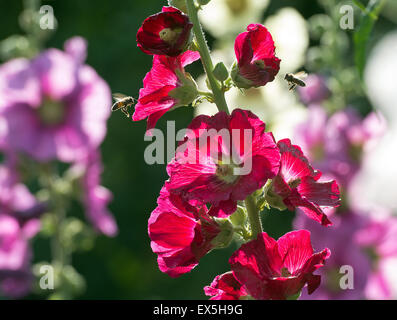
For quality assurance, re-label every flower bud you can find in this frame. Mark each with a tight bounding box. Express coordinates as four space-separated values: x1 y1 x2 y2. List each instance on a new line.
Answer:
198 0 211 5
168 0 188 13
213 62 229 82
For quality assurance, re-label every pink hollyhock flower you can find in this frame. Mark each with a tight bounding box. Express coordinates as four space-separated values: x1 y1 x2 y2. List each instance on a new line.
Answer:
294 212 372 300
137 6 193 57
204 272 248 300
148 186 223 277
229 230 330 300
133 50 199 133
166 109 280 217
298 74 330 105
295 106 386 188
355 216 397 299
70 151 117 237
0 163 44 229
0 37 111 162
0 214 33 298
231 24 280 89
267 139 340 226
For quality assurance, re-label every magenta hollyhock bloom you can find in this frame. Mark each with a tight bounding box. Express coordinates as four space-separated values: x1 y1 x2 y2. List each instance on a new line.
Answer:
204 272 248 300
229 230 330 300
133 50 199 133
166 109 280 217
0 214 33 298
148 186 222 277
294 212 372 300
298 74 330 105
232 24 280 89
137 6 193 57
267 139 340 226
71 151 117 237
355 216 397 299
295 106 386 188
0 37 111 162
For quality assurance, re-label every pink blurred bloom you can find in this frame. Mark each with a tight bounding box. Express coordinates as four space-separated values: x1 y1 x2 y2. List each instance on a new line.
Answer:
166 109 280 218
72 151 117 237
294 212 371 300
133 50 199 133
229 230 330 300
0 37 111 162
148 186 221 277
232 24 280 89
296 106 386 188
204 272 248 300
298 74 330 105
268 139 340 226
0 214 33 298
355 216 397 299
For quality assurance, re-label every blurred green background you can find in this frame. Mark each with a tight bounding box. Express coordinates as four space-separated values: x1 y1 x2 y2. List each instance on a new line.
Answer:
0 0 392 299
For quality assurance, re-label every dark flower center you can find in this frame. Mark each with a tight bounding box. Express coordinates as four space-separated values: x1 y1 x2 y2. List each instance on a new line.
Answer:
38 98 65 126
216 162 240 184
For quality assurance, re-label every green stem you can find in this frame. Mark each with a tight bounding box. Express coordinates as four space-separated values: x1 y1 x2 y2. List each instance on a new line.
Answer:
185 0 229 114
244 194 263 239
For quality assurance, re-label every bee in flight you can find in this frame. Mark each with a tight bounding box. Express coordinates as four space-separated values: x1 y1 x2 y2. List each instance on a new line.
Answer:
111 93 136 118
284 71 307 91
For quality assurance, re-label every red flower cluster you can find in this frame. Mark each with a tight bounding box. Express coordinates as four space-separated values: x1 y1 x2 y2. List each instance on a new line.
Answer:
135 6 340 300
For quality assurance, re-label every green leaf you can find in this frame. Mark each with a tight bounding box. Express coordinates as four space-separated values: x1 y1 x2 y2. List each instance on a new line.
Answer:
354 0 387 80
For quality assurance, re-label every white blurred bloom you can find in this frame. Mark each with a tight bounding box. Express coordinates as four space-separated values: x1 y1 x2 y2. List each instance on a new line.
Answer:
349 31 397 213
199 0 269 37
365 31 397 123
265 8 309 73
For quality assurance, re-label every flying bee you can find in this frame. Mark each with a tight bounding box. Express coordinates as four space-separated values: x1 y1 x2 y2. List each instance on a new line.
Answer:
111 93 136 118
284 71 307 91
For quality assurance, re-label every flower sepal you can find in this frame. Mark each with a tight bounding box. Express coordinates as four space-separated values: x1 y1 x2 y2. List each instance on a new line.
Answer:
211 218 234 249
168 71 198 106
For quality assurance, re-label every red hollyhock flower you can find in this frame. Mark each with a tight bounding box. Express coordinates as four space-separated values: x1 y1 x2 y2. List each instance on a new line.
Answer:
267 139 340 226
229 230 330 300
137 7 193 57
204 272 248 300
148 186 222 277
133 50 200 132
231 24 280 89
166 109 280 218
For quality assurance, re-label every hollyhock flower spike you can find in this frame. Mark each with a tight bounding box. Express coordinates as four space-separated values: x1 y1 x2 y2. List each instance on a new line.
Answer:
166 109 280 217
231 24 280 89
204 272 248 300
137 6 193 57
133 50 200 133
266 139 340 226
148 186 234 277
229 230 330 300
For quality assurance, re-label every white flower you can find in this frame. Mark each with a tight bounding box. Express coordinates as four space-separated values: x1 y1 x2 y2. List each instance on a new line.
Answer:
199 0 269 37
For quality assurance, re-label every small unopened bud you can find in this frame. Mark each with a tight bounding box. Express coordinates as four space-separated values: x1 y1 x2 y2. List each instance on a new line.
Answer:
168 0 188 13
198 0 211 6
213 62 229 82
